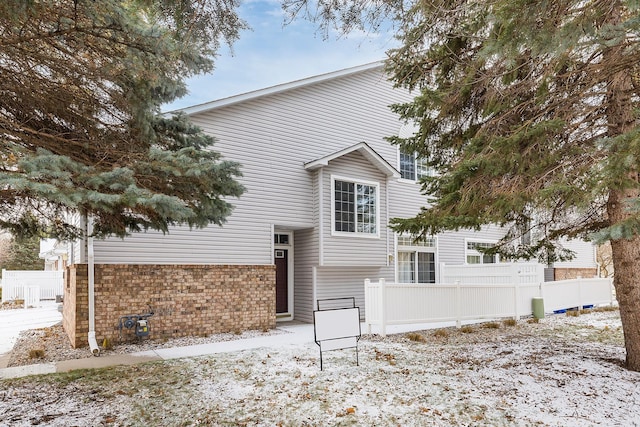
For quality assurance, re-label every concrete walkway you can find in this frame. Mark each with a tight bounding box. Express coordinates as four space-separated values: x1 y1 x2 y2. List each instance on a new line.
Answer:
0 304 459 380
0 322 317 379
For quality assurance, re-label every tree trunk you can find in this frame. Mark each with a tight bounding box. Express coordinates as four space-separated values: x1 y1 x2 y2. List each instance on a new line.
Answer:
604 1 640 371
608 189 640 371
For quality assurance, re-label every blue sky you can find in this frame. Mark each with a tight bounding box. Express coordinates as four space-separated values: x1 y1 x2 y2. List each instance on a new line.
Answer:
163 0 397 111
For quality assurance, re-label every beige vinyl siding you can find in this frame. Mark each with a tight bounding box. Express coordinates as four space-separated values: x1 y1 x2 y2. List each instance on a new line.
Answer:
293 227 318 323
94 221 272 265
388 180 430 219
321 151 389 267
191 67 409 228
437 226 511 267
553 238 597 269
67 212 84 264
316 266 386 319
94 67 409 265
91 65 589 286
388 179 511 272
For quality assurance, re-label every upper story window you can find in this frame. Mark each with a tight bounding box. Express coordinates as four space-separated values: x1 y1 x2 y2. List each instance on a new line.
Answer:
333 176 379 236
466 240 498 264
399 149 433 181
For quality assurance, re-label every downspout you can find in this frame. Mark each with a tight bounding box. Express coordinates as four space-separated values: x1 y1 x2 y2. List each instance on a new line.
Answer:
85 214 100 356
386 177 390 267
318 169 324 267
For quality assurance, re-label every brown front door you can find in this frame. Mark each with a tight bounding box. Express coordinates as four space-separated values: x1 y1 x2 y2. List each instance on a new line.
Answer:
275 249 288 313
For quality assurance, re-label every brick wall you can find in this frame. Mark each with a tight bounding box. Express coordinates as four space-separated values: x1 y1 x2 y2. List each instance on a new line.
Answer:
554 267 598 280
63 264 276 348
63 264 89 348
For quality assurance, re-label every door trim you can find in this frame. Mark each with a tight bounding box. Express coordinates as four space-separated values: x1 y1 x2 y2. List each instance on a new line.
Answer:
274 231 294 321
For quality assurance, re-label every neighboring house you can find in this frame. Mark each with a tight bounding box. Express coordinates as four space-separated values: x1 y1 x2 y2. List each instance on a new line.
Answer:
60 62 598 347
39 239 68 271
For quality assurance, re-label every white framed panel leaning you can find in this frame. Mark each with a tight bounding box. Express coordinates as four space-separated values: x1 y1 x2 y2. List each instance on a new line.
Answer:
313 297 361 370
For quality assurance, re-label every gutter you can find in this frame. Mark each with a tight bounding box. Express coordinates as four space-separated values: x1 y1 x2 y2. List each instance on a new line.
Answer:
85 214 100 356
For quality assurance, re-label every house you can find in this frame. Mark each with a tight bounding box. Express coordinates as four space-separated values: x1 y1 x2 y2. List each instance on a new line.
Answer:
39 239 68 271
60 62 598 347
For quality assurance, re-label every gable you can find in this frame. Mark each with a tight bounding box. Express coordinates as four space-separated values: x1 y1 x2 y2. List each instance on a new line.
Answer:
304 142 399 178
172 62 385 116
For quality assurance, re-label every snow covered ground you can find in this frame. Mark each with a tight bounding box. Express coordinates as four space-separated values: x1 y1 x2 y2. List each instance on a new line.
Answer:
0 302 61 355
1 309 639 426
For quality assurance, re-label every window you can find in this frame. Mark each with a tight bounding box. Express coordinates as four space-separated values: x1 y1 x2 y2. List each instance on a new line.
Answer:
397 235 436 247
466 241 498 264
274 234 290 245
399 149 433 181
333 178 378 236
397 235 436 283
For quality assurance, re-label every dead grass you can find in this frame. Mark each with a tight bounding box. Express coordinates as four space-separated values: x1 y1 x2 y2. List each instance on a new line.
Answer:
482 322 500 329
460 326 475 334
0 309 626 427
503 318 517 327
28 349 45 359
594 305 618 313
406 332 427 343
433 329 449 339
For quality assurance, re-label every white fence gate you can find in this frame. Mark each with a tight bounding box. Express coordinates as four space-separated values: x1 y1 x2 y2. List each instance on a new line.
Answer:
1 269 64 304
365 271 614 336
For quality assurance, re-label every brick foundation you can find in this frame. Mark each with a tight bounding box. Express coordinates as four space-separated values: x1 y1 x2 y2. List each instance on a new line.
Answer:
63 264 276 349
554 267 598 280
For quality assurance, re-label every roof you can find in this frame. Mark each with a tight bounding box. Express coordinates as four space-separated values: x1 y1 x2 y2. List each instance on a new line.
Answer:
39 239 67 260
169 61 385 116
304 142 400 178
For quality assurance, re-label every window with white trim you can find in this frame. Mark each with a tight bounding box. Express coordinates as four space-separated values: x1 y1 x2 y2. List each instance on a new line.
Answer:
466 241 498 264
333 178 378 235
397 235 436 283
399 149 434 181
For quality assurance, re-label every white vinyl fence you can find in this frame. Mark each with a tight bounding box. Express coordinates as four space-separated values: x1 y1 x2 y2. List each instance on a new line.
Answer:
365 271 614 337
441 262 545 285
1 269 64 305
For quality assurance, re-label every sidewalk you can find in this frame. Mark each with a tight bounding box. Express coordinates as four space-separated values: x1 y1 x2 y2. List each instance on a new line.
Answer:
0 306 458 380
0 321 318 380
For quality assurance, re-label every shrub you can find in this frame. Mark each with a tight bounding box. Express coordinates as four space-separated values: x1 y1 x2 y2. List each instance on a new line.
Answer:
406 332 427 343
433 329 449 339
28 349 45 359
503 318 517 327
482 322 500 329
460 326 475 334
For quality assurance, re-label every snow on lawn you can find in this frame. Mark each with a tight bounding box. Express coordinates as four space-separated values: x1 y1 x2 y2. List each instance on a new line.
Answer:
189 335 635 426
1 309 640 426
